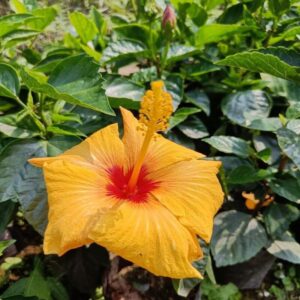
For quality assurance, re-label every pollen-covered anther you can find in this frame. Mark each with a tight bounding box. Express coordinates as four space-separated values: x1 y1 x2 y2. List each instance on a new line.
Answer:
139 81 173 133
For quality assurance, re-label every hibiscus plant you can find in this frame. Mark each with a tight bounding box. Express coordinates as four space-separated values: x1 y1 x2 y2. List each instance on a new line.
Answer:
0 0 299 299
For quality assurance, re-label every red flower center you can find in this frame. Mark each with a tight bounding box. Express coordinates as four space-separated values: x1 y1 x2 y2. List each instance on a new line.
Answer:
106 166 159 203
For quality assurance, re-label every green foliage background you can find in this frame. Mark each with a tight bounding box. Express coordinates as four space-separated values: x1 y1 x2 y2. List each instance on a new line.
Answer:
0 0 300 299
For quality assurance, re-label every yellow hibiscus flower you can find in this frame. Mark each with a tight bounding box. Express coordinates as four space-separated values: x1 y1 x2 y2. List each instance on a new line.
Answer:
29 81 224 279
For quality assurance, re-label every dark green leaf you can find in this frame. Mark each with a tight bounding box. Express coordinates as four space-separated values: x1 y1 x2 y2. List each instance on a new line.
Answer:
185 89 210 116
0 200 16 235
264 203 299 239
114 24 150 45
101 40 147 64
0 112 40 138
181 59 220 78
1 259 51 300
268 0 290 16
227 165 274 184
0 64 20 100
211 211 269 267
286 103 300 119
166 44 198 64
269 176 300 203
253 135 281 165
103 76 145 109
203 136 252 158
261 74 300 103
246 118 282 132
221 90 272 127
0 138 79 234
169 107 201 130
217 48 300 82
218 3 243 24
267 232 300 264
165 74 184 110
22 55 114 115
277 127 300 169
178 115 208 139
47 277 69 300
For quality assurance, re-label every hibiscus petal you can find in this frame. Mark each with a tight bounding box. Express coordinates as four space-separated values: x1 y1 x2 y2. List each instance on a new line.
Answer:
149 159 224 243
42 159 116 256
89 196 203 279
120 108 203 173
30 123 124 170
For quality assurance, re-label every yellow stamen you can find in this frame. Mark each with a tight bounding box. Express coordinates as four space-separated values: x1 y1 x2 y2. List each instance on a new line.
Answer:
127 81 173 192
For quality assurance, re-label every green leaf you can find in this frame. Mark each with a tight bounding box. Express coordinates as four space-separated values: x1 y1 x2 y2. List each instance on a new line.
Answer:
185 89 210 116
196 24 251 46
101 40 147 64
22 55 114 115
267 232 300 264
246 118 282 132
1 257 22 272
2 29 40 49
27 7 57 31
0 200 16 235
0 64 20 100
103 76 145 109
169 107 201 130
181 59 220 78
287 120 300 134
203 136 252 158
201 279 241 300
269 176 300 203
0 112 40 138
221 90 272 127
253 135 281 165
256 148 272 163
211 211 269 267
0 240 15 256
286 103 300 119
52 112 82 124
47 277 70 300
1 259 51 300
47 125 86 137
69 11 98 44
33 53 69 73
227 165 274 184
217 47 300 82
166 44 198 64
10 0 27 13
268 0 290 16
264 203 299 239
277 127 300 169
270 26 300 45
261 74 300 103
178 115 208 139
165 74 184 110
0 138 80 234
218 3 244 24
114 24 150 46
0 13 36 37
